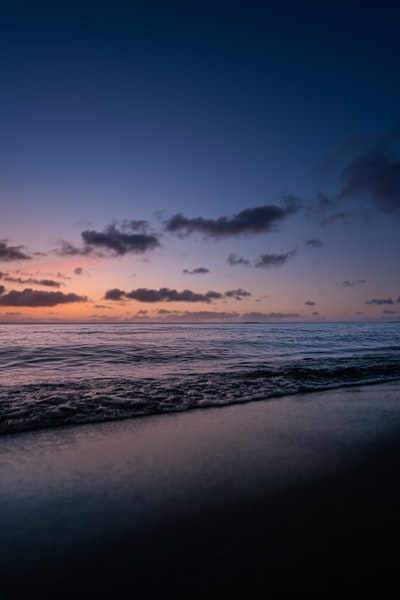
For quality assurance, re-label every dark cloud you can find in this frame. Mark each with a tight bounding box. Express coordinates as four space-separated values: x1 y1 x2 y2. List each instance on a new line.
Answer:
0 284 5 295
226 254 251 267
104 288 126 301
254 250 295 269
0 241 31 261
227 251 295 269
338 135 400 214
0 288 87 307
383 310 397 315
305 238 323 248
164 204 297 238
365 298 394 305
81 224 160 255
182 267 210 275
305 300 315 306
74 267 84 275
224 288 252 300
105 287 224 303
0 273 61 288
342 280 366 287
56 223 160 257
398 297 400 303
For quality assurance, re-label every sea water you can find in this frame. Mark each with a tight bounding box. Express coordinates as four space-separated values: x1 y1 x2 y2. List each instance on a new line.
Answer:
1 321 399 434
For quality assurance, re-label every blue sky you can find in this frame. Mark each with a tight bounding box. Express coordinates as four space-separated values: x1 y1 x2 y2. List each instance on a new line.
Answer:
1 0 399 322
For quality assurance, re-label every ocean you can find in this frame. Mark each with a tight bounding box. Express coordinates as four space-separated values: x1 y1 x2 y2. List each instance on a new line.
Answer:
1 321 400 435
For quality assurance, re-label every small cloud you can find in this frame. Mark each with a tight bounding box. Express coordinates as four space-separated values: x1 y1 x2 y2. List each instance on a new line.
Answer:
0 241 31 262
338 131 400 214
254 250 295 269
342 280 366 287
305 238 324 248
182 267 210 275
224 288 252 301
55 241 86 257
56 222 160 257
165 204 297 239
228 250 295 269
383 310 397 314
226 253 251 267
365 298 394 305
74 267 91 277
0 288 87 307
0 274 61 288
104 288 125 301
305 300 316 306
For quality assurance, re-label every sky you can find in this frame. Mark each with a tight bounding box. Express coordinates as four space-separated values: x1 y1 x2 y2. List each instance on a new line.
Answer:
1 0 399 323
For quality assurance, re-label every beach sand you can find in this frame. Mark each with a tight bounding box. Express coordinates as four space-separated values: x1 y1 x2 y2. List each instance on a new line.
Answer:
1 381 400 598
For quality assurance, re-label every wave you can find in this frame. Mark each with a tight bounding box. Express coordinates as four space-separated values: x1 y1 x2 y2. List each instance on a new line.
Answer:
1 355 400 435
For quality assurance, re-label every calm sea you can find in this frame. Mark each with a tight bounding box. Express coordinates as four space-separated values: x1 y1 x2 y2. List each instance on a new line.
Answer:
1 322 399 434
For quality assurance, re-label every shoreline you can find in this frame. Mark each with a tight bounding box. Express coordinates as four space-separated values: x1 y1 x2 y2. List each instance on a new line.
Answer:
2 381 400 597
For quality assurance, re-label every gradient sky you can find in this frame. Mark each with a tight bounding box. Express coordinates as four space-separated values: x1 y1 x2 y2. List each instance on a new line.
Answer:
1 0 399 322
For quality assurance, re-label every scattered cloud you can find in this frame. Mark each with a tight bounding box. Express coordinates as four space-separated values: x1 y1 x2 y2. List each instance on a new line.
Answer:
0 241 31 262
56 222 160 257
74 267 91 277
342 280 366 287
164 204 297 238
338 133 400 214
254 250 296 269
305 300 316 306
104 288 126 301
105 287 252 304
305 238 323 248
0 272 61 288
183 267 210 275
383 310 397 314
227 250 295 269
224 288 252 300
55 241 87 256
0 288 87 307
226 254 251 267
365 298 394 305
81 224 159 255
105 287 224 303
320 212 353 227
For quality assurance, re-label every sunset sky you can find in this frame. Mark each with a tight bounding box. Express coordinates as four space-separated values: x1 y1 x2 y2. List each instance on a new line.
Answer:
1 0 399 322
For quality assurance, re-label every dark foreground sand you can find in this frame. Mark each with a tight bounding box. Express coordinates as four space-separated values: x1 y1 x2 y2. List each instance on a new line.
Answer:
1 382 400 598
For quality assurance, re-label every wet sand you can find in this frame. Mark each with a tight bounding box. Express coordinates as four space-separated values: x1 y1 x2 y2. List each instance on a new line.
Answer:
1 381 400 598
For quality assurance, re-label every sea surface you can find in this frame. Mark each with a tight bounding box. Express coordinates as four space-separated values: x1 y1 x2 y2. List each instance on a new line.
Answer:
1 322 399 435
